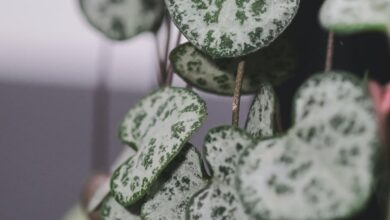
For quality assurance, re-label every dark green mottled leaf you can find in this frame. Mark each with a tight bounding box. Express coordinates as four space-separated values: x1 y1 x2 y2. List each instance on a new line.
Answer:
80 0 164 40
170 36 295 95
88 147 136 212
245 81 277 138
141 144 208 220
187 126 254 220
112 87 207 206
320 0 390 34
165 0 300 58
101 196 140 220
237 72 379 220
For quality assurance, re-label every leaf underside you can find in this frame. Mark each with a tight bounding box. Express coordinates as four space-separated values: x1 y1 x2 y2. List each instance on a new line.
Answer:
88 147 136 212
141 144 208 220
245 81 277 138
101 196 140 220
320 0 390 34
237 72 379 220
112 87 207 206
165 0 300 58
170 36 295 96
80 0 164 40
187 126 254 220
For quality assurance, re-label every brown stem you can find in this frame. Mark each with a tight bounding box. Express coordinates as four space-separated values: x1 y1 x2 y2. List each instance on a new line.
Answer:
232 60 246 127
162 17 172 85
166 32 183 85
325 32 334 72
154 33 164 86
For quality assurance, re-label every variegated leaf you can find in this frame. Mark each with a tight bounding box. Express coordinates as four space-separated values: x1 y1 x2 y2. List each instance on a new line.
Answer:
187 183 248 220
170 36 295 95
245 81 277 138
320 0 390 34
79 0 164 40
187 126 254 220
61 205 88 220
237 72 379 220
88 147 136 212
101 196 140 220
141 144 208 220
165 0 300 58
112 87 207 206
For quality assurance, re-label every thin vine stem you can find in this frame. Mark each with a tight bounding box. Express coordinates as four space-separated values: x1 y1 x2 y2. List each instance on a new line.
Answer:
91 42 112 172
166 31 183 85
325 32 334 72
154 33 165 86
162 17 172 85
232 60 246 127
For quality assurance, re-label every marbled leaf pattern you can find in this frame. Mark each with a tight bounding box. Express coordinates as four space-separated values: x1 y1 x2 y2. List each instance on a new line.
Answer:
80 0 164 40
187 126 255 220
245 81 277 138
165 0 300 58
141 144 208 220
170 36 295 96
320 0 390 34
237 72 379 220
101 195 141 220
112 87 207 206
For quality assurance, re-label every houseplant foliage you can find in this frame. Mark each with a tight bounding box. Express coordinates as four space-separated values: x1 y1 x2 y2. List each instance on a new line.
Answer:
71 0 390 220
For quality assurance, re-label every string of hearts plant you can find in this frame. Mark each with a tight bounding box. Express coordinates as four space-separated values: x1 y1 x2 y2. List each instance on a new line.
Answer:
73 0 390 220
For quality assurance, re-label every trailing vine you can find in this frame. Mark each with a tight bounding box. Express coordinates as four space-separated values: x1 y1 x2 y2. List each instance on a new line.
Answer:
61 0 390 220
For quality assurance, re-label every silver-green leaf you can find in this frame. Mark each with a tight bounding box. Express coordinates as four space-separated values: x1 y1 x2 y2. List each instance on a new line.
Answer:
320 0 390 34
245 81 277 138
101 196 141 220
165 0 300 58
112 87 207 206
88 147 136 212
141 144 208 220
187 126 254 220
237 72 379 220
79 0 164 40
170 37 295 96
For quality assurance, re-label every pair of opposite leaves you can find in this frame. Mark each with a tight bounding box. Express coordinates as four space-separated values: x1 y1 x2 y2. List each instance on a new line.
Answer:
88 72 378 220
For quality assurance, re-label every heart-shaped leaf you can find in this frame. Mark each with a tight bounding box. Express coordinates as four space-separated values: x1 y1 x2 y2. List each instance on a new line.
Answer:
237 72 379 220
320 0 390 34
79 0 164 40
245 81 277 138
141 143 208 220
101 196 140 220
88 147 136 212
112 87 207 206
165 0 300 58
187 126 255 220
170 36 295 96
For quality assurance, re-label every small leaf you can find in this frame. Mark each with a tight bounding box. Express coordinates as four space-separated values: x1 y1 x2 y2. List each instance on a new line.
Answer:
187 183 248 220
245 81 277 138
101 196 140 220
141 143 208 220
165 0 300 58
237 72 379 220
203 126 255 185
79 0 164 40
112 87 207 206
88 147 136 212
187 126 254 220
320 0 390 34
170 36 295 96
